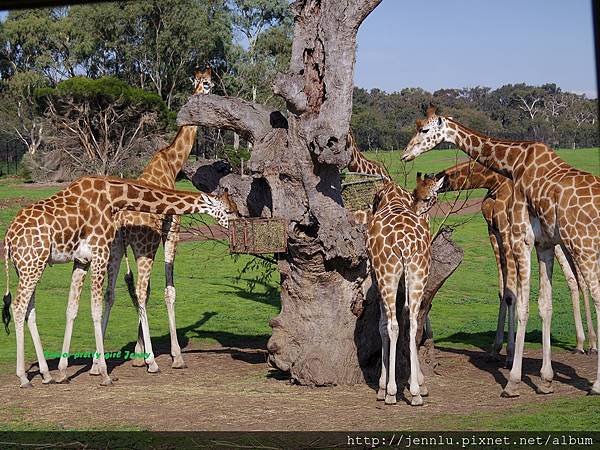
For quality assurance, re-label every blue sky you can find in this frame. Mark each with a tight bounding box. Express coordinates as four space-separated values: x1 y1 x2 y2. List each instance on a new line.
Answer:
355 0 597 97
1 1 597 97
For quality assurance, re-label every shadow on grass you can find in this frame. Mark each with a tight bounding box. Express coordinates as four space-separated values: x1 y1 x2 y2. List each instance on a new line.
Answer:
436 330 576 353
437 343 592 394
34 311 277 382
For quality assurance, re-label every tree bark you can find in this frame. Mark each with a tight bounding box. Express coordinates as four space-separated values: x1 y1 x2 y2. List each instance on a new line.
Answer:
178 0 463 386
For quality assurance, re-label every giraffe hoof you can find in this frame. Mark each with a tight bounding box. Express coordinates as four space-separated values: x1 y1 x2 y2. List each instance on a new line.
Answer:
588 387 600 396
588 348 598 355
99 378 113 387
89 366 100 376
19 381 33 389
376 388 386 401
172 357 187 369
411 395 424 407
501 381 520 398
384 394 397 405
147 365 160 374
572 348 586 355
41 376 55 385
131 359 146 367
536 381 554 395
419 385 429 397
55 373 69 384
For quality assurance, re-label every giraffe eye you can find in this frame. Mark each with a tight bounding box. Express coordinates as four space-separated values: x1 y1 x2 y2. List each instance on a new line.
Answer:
420 128 429 134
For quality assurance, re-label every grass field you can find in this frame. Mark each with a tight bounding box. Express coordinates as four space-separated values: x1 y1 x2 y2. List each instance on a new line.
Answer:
0 147 599 430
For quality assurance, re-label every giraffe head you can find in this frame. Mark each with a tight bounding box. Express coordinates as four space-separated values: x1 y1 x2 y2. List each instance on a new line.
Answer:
192 66 213 95
401 105 449 162
203 188 239 228
412 172 444 215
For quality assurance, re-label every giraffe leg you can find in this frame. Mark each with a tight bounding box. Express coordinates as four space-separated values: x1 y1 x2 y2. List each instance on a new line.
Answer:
385 300 399 405
163 216 186 369
91 236 124 375
58 262 88 382
131 322 146 367
376 301 389 401
90 253 112 386
575 259 600 394
135 256 159 373
372 265 401 405
379 271 401 406
583 286 597 354
502 201 533 398
488 227 506 361
498 209 518 369
535 244 555 395
555 246 586 354
14 279 36 388
25 292 53 384
407 267 426 406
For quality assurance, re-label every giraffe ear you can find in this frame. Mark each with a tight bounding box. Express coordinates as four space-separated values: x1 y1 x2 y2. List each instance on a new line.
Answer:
415 119 424 129
426 104 437 117
433 176 445 193
416 172 422 180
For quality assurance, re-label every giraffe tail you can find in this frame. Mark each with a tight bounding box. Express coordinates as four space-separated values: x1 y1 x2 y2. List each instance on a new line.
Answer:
123 249 139 310
2 240 12 335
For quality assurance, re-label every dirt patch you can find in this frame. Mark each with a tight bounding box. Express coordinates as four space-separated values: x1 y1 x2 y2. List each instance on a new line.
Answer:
0 344 595 431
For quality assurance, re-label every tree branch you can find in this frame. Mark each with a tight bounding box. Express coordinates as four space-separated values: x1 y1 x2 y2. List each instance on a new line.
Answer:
176 94 287 144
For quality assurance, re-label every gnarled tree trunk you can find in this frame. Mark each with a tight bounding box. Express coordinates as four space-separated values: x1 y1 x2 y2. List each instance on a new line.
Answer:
179 0 463 386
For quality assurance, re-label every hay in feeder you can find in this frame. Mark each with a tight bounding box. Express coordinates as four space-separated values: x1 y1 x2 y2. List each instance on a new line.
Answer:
229 218 288 254
341 172 386 212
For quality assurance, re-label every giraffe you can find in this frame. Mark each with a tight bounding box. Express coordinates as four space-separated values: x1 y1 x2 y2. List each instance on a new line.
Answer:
401 105 600 396
430 161 596 363
367 173 444 406
85 66 214 375
345 130 390 225
2 175 237 387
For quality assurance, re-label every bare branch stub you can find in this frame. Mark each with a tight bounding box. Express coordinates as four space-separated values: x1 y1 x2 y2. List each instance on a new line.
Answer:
177 94 286 145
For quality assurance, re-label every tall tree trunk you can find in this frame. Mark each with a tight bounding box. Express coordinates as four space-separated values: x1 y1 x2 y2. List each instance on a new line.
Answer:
178 0 462 386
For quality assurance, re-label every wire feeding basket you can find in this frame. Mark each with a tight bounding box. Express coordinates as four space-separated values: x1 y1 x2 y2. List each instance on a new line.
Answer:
341 172 386 212
229 218 288 254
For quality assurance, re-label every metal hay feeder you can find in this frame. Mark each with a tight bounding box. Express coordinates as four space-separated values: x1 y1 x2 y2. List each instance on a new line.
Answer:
229 217 288 254
341 172 386 212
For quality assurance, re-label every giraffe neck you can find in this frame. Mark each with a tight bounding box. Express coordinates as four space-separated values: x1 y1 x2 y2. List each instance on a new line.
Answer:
105 178 222 218
444 119 527 178
438 161 506 192
347 133 390 179
141 125 198 183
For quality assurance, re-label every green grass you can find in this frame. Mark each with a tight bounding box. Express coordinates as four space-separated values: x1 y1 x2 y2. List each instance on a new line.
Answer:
436 396 600 431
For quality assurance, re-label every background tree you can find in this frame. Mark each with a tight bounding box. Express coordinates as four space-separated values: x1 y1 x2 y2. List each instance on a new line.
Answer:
0 70 48 154
32 76 171 180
